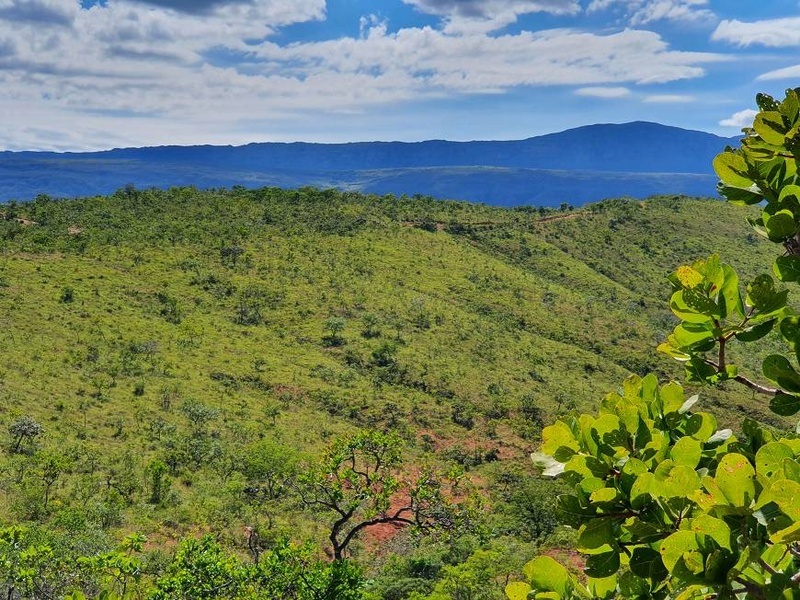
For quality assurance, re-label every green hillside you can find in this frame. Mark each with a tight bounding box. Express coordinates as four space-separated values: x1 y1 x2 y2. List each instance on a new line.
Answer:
0 188 788 598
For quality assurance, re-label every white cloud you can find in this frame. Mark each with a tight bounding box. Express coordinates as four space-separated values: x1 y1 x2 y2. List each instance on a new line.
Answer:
757 64 800 81
719 109 757 128
712 17 800 47
403 0 579 33
0 0 725 150
575 86 631 98
643 94 694 103
588 0 715 26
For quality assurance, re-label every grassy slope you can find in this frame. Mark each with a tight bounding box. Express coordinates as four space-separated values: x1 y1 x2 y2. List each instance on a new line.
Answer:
0 188 786 560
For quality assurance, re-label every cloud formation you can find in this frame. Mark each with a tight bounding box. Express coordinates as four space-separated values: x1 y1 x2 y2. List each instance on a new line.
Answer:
712 17 800 48
575 86 631 98
719 109 758 128
403 0 579 32
588 0 714 26
0 0 754 151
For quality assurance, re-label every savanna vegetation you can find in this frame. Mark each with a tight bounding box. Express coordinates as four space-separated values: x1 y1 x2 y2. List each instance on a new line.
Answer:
0 92 797 599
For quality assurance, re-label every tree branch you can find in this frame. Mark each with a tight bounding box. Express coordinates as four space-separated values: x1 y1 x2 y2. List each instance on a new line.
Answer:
702 358 781 395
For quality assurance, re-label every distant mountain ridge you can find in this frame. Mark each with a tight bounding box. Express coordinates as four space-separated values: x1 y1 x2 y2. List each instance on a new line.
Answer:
0 122 738 206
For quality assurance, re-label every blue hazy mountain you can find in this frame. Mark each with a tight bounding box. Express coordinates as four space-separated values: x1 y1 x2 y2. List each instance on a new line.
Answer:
0 122 738 206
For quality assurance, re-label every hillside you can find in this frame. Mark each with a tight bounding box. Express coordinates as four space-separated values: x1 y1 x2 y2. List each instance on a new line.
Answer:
0 122 737 206
0 189 787 598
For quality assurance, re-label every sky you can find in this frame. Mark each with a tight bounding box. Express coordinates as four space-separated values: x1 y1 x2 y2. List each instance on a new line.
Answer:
1 0 799 151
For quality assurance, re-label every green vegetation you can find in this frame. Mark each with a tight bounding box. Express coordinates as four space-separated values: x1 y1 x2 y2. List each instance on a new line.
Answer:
513 89 800 599
0 125 792 597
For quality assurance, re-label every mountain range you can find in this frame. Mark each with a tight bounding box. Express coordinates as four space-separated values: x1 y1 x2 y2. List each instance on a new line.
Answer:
0 121 737 206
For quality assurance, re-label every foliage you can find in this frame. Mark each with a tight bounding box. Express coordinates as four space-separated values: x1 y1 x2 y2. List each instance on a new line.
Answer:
510 90 800 599
8 416 43 453
297 429 467 561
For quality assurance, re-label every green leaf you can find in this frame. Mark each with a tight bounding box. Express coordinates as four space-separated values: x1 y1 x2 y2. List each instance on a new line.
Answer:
523 556 570 595
686 412 717 442
659 530 699 573
735 319 775 342
541 422 579 456
754 111 788 145
756 442 795 479
505 581 532 600
690 514 731 551
557 494 594 528
719 184 763 206
629 547 667 581
713 152 754 188
763 209 796 242
669 291 716 324
715 453 756 507
762 354 800 393
584 550 620 579
587 575 616 600
670 437 702 469
772 255 800 282
618 572 649 597
578 519 614 553
770 393 800 416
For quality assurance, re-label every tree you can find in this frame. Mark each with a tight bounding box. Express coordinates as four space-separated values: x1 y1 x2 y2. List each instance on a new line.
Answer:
510 90 800 599
297 430 462 561
323 317 347 346
8 415 43 453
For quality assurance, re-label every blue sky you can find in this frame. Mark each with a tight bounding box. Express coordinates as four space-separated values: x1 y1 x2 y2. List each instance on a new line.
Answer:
0 0 799 151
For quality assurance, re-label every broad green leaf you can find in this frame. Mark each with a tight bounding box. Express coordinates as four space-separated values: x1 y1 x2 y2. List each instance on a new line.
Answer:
719 184 763 205
578 518 615 553
755 442 795 480
541 422 579 456
557 495 595 528
778 183 800 205
756 92 779 112
674 265 705 289
587 575 616 600
618 572 649 597
670 437 702 469
505 581 532 600
767 479 800 520
770 393 800 417
523 556 570 595
772 255 800 282
713 152 753 188
780 316 800 346
734 319 775 342
762 354 800 393
719 263 744 319
780 90 800 121
629 547 667 581
671 323 714 348
589 487 620 505
661 382 687 414
754 111 788 145
690 514 731 551
660 464 701 499
584 550 620 579
686 412 717 442
763 209 796 242
659 530 699 573
715 453 756 507
771 520 800 544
